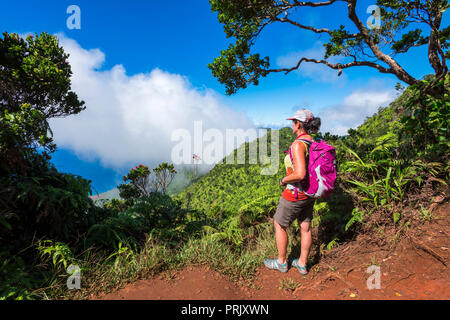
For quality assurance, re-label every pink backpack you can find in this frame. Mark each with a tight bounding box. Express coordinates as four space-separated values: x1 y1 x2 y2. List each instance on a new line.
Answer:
286 138 337 199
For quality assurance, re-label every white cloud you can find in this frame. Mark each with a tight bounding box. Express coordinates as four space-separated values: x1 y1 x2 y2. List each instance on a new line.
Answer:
276 41 347 84
48 34 255 171
276 43 398 135
318 89 397 136
254 121 285 129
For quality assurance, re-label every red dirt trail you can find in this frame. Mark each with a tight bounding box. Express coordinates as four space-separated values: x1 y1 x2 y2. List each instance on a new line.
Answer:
96 204 449 300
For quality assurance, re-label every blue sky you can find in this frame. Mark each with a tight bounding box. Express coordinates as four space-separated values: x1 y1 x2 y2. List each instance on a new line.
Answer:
1 0 448 193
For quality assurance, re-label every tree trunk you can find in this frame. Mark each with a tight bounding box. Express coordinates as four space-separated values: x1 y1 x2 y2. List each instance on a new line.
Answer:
347 0 419 86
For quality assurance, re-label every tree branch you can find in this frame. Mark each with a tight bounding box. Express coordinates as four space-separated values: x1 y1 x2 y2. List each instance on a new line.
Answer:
266 56 395 75
290 0 340 7
427 11 445 77
346 0 418 85
275 16 360 38
272 0 344 16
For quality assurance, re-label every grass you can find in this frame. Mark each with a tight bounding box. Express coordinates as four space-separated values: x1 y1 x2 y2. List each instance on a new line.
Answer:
34 239 176 300
368 255 380 267
419 204 433 221
327 265 337 272
278 278 301 292
10 195 439 300
21 194 427 300
32 221 283 299
391 220 411 245
311 265 320 273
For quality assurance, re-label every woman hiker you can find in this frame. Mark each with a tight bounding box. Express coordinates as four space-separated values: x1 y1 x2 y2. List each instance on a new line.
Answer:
264 109 321 275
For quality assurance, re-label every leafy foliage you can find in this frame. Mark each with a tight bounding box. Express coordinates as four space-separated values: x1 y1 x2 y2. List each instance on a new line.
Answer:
0 164 110 249
209 0 448 95
208 0 274 95
337 76 449 232
175 127 293 217
176 75 449 248
0 32 94 250
0 32 85 158
37 240 74 271
0 252 39 300
1 30 448 300
398 75 450 160
118 163 177 201
118 164 152 200
153 162 177 194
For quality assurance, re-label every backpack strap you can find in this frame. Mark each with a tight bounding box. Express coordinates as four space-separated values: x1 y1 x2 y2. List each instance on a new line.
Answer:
298 138 313 145
297 138 312 158
298 138 313 146
288 138 313 199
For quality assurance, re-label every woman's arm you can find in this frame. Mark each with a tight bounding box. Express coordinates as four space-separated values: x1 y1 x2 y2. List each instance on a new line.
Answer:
280 141 307 185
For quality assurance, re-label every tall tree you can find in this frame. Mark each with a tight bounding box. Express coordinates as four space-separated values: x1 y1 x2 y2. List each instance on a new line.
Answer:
0 32 93 247
208 0 449 95
0 32 85 175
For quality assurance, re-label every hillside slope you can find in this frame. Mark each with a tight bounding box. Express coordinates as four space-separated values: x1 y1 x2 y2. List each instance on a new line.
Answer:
174 127 295 218
174 101 402 220
50 80 448 301
97 202 449 300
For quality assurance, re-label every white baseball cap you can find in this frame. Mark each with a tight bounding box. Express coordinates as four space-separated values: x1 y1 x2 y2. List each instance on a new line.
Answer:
286 109 314 122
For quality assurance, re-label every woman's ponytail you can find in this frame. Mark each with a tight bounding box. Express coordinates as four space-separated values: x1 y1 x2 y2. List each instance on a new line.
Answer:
304 117 321 134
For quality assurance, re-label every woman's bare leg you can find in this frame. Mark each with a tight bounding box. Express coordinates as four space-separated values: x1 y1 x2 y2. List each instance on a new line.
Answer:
274 219 288 264
299 221 312 266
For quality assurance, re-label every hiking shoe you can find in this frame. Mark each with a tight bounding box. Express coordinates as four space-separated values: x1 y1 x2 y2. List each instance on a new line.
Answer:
264 258 288 273
291 259 308 275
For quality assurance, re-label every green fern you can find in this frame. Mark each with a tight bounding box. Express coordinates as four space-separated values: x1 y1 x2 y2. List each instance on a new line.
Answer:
37 240 73 271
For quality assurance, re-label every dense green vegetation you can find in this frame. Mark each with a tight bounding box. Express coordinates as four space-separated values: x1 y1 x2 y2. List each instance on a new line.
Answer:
208 0 449 95
0 30 448 300
175 128 291 217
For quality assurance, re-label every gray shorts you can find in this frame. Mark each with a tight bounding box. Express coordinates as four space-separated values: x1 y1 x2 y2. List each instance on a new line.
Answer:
273 196 315 228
